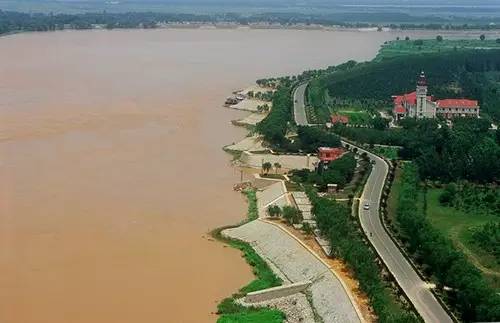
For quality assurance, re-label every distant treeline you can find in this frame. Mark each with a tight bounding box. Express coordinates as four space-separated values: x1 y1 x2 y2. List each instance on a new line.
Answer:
2 10 500 35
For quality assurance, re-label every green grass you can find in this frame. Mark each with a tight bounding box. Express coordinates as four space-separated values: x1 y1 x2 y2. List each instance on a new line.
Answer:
372 146 399 160
335 110 372 125
218 310 285 323
213 188 284 323
377 39 500 61
426 188 500 289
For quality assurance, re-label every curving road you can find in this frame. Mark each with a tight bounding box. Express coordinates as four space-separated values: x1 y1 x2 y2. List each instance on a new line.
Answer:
293 83 309 126
293 83 453 323
357 147 452 323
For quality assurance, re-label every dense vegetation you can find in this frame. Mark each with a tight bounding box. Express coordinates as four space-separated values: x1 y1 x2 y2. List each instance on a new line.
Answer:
291 153 356 190
472 222 500 264
295 126 341 152
336 118 500 183
307 188 419 322
439 182 500 217
376 38 500 61
256 84 293 148
396 163 500 322
309 48 500 121
255 83 343 152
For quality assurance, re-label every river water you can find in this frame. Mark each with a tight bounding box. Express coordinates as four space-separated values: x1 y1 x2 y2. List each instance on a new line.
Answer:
0 28 451 323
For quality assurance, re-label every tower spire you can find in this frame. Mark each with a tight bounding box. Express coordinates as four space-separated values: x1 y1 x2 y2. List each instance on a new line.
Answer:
417 70 427 87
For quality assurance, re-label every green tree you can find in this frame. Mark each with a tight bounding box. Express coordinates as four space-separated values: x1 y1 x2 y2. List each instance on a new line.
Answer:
282 206 302 224
436 35 443 42
267 205 282 218
262 162 272 174
371 116 389 130
273 162 282 174
480 34 486 41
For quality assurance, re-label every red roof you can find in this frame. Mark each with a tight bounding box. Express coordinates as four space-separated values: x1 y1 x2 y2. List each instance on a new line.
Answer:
318 147 344 162
436 99 478 108
394 105 405 114
331 115 349 124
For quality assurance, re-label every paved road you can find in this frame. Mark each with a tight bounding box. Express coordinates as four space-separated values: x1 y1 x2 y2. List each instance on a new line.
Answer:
293 83 309 126
358 148 452 323
293 83 453 323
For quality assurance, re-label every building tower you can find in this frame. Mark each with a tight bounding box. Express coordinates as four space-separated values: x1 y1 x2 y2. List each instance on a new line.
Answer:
416 71 428 118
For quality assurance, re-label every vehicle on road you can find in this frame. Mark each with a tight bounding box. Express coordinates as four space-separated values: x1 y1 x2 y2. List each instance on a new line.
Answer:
363 203 370 210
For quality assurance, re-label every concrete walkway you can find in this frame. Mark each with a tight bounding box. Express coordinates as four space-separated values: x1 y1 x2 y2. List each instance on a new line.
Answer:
223 220 362 323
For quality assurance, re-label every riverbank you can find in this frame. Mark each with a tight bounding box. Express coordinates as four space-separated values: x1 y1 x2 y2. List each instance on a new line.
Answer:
216 82 373 322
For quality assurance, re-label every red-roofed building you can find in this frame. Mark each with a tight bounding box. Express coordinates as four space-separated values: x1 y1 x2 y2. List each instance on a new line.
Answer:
318 147 344 162
393 72 479 121
331 114 349 124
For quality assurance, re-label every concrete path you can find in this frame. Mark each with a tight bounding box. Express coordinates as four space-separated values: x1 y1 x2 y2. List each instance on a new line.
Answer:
223 220 362 323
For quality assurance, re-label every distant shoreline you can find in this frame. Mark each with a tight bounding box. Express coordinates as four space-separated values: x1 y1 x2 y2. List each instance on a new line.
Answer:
2 24 500 39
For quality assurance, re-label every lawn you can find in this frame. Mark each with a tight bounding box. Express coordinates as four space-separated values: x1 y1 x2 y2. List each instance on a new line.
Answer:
335 110 372 125
376 39 500 61
426 188 500 289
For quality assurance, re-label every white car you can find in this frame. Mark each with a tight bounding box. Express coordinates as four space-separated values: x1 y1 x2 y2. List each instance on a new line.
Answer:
363 203 370 210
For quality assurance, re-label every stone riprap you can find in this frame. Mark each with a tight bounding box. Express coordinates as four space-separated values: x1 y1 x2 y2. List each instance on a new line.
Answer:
238 292 315 323
223 220 361 323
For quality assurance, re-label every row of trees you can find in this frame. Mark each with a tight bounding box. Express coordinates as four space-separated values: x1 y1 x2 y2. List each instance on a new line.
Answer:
255 83 293 148
267 205 303 225
307 188 419 322
396 163 500 321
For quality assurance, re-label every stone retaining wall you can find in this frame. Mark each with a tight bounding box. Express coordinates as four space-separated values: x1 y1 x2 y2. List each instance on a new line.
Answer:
244 281 311 303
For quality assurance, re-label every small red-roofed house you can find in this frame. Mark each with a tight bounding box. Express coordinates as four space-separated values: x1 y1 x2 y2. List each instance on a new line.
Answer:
318 147 345 162
331 115 349 125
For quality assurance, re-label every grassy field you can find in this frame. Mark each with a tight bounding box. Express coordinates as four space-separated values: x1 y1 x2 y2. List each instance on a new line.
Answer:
335 110 372 125
376 39 500 60
426 188 500 289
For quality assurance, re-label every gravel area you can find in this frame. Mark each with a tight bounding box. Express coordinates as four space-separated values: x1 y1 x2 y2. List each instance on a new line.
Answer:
240 151 318 170
238 293 315 323
223 220 361 323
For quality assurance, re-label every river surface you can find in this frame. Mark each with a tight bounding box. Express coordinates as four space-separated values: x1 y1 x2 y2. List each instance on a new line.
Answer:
0 28 458 323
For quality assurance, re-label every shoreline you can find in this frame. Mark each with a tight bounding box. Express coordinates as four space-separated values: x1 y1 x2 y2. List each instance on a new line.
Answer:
3 25 500 40
213 84 372 322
